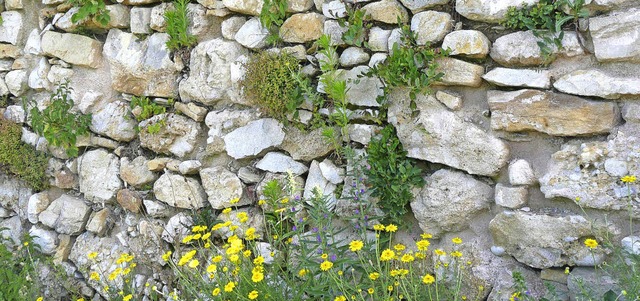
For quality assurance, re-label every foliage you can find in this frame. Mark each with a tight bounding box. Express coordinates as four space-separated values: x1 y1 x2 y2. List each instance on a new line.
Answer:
260 0 288 45
130 96 166 122
165 0 197 51
0 120 50 191
366 22 448 103
0 234 44 300
338 6 372 47
503 0 587 62
25 82 92 158
67 0 111 27
365 125 424 224
242 51 309 123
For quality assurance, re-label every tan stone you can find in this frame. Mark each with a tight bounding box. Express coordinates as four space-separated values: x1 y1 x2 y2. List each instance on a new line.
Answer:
116 189 143 213
434 57 484 87
0 44 20 58
222 0 262 15
362 0 408 24
41 31 103 68
280 13 325 43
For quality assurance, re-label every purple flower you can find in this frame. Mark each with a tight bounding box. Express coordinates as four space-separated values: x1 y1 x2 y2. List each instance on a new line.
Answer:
292 226 297 231
360 188 365 194
330 254 337 261
295 195 300 200
354 209 360 214
312 227 318 233
316 234 322 242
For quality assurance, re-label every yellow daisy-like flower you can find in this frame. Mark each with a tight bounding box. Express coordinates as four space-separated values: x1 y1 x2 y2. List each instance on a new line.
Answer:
369 272 380 280
76 298 85 301
320 260 333 271
451 251 463 258
36 297 43 301
416 240 430 251
385 224 398 233
321 253 329 259
230 198 240 204
212 255 223 263
584 238 598 249
387 285 393 292
178 250 197 266
422 274 435 285
335 296 346 301
452 237 463 244
253 256 265 265
123 295 133 301
89 272 100 281
390 269 401 277
192 233 202 240
222 208 232 214
393 243 406 251
380 249 395 261
258 199 266 205
401 254 415 263
373 224 385 231
368 288 374 294
162 251 172 262
202 232 211 240
564 267 570 274
415 252 426 259
245 227 257 240
207 264 217 274
229 254 240 263
349 240 364 252
237 212 249 223
243 250 252 258
509 292 520 301
252 271 264 282
212 288 221 296
87 252 98 260
248 290 259 300
621 175 637 183
280 198 289 204
421 233 433 239
434 249 446 256
298 268 309 277
224 281 236 292
188 259 199 268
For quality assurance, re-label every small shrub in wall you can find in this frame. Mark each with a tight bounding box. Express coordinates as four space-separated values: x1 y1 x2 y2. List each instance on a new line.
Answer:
165 0 198 51
0 119 50 191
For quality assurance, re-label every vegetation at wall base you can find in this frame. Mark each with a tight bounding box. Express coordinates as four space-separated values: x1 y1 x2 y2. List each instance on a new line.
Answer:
165 0 198 51
0 235 45 301
0 119 50 191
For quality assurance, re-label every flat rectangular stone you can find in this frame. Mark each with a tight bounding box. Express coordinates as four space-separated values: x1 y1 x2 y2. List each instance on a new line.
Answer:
434 57 484 87
590 8 640 62
41 31 103 68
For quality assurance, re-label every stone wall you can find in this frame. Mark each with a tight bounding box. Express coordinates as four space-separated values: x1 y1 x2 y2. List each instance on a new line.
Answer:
0 0 639 299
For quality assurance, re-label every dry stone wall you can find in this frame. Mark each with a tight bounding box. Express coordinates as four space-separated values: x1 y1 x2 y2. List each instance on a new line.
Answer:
0 0 640 299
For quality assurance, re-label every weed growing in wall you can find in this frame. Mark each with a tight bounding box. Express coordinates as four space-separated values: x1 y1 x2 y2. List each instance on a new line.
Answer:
338 6 372 47
260 0 288 45
503 0 587 62
67 0 111 27
25 82 92 158
0 235 45 300
165 0 197 51
0 120 50 191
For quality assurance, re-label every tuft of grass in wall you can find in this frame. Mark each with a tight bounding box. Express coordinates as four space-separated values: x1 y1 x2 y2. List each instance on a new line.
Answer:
502 0 587 63
67 0 111 27
165 0 197 51
0 119 50 191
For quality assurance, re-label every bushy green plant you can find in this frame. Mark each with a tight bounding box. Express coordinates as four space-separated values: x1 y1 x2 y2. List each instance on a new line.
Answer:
0 234 44 300
25 82 92 157
67 0 111 27
242 51 308 123
0 120 50 191
165 0 197 51
503 0 587 62
260 0 288 45
365 125 424 224
130 96 166 122
338 6 372 47
366 22 448 103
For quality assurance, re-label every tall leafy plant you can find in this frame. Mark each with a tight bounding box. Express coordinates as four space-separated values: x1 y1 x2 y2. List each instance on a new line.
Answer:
165 0 197 51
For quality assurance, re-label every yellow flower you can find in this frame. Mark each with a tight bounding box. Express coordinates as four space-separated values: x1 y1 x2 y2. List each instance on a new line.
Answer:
390 269 401 277
87 252 98 260
230 198 240 204
380 249 395 261
252 270 264 282
415 252 426 259
321 253 328 259
335 296 346 301
451 251 463 258
320 260 333 271
36 298 43 301
229 254 240 263
188 259 199 268
298 268 309 277
393 243 406 251
162 251 172 262
254 256 265 265
564 267 570 274
401 254 414 263
416 240 430 251
387 285 393 292
76 298 85 301
452 237 463 244
243 250 252 258
178 250 197 266
202 232 211 240
385 224 398 233
212 255 223 263
212 288 221 296
337 270 343 276
421 233 433 239
248 290 259 300
258 199 266 205
621 175 637 183
368 288 374 294
237 212 249 223
224 281 236 292
373 224 385 231
434 249 446 256
510 292 521 301
349 240 364 252
584 238 598 249
422 274 435 284
369 272 380 280
207 264 217 274
222 208 232 214
89 272 100 281
280 198 289 204
123 295 132 301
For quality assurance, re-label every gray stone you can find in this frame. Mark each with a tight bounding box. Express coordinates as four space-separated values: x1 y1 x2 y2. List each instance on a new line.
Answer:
323 20 347 46
179 38 248 105
222 16 247 40
106 4 132 28
174 102 207 122
344 66 383 106
280 126 336 161
234 18 269 49
553 69 640 99
224 118 285 159
6 0 23 9
623 103 640 123
205 108 261 154
287 0 314 12
24 29 42 55
200 166 248 209
3 105 25 123
567 268 620 300
256 152 309 175
362 0 408 24
131 7 153 34
47 65 75 86
0 11 23 45
0 79 9 97
456 0 539 23
487 89 619 136
434 57 484 87
28 58 52 91
39 194 91 235
238 167 263 184
411 169 493 237
90 101 137 142
42 31 102 68
442 30 491 58
103 29 180 97
29 226 58 255
346 124 381 145
150 2 173 32
319 158 343 185
139 113 202 158
339 47 370 67
280 13 325 43
0 216 23 246
143 199 173 218
540 268 569 284
85 208 112 236
490 211 611 269
153 173 208 209
27 192 51 224
178 160 202 175
411 11 452 45
222 0 262 15
495 184 528 208
162 212 193 243
509 159 536 186
79 149 122 203
68 232 130 292
604 159 628 177
5 70 28 97
120 156 158 187
621 236 640 255
490 31 584 66
322 0 347 18
303 160 337 209
398 0 448 13
589 8 640 62
388 89 509 176
434 90 462 110
483 67 551 89
367 27 390 52
186 3 216 38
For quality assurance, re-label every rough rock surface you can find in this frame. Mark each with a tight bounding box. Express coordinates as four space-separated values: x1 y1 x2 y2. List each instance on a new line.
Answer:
200 166 248 209
29 226 58 254
388 89 509 176
0 11 24 45
553 69 640 99
455 0 539 23
280 13 325 43
441 30 490 58
139 113 202 158
410 11 452 45
205 109 262 154
153 173 208 209
79 149 122 203
179 38 248 105
509 159 536 186
90 101 137 142
303 160 338 209
41 32 103 68
494 184 528 208
490 211 610 269
540 125 640 217
411 169 493 237
487 89 619 136
234 18 269 49
103 29 180 97
224 118 285 159
434 57 484 87
120 156 158 187
39 194 91 235
398 0 448 13
222 0 262 15
280 127 336 161
490 31 584 66
482 67 550 89
589 8 640 62
256 152 309 175
362 0 408 24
